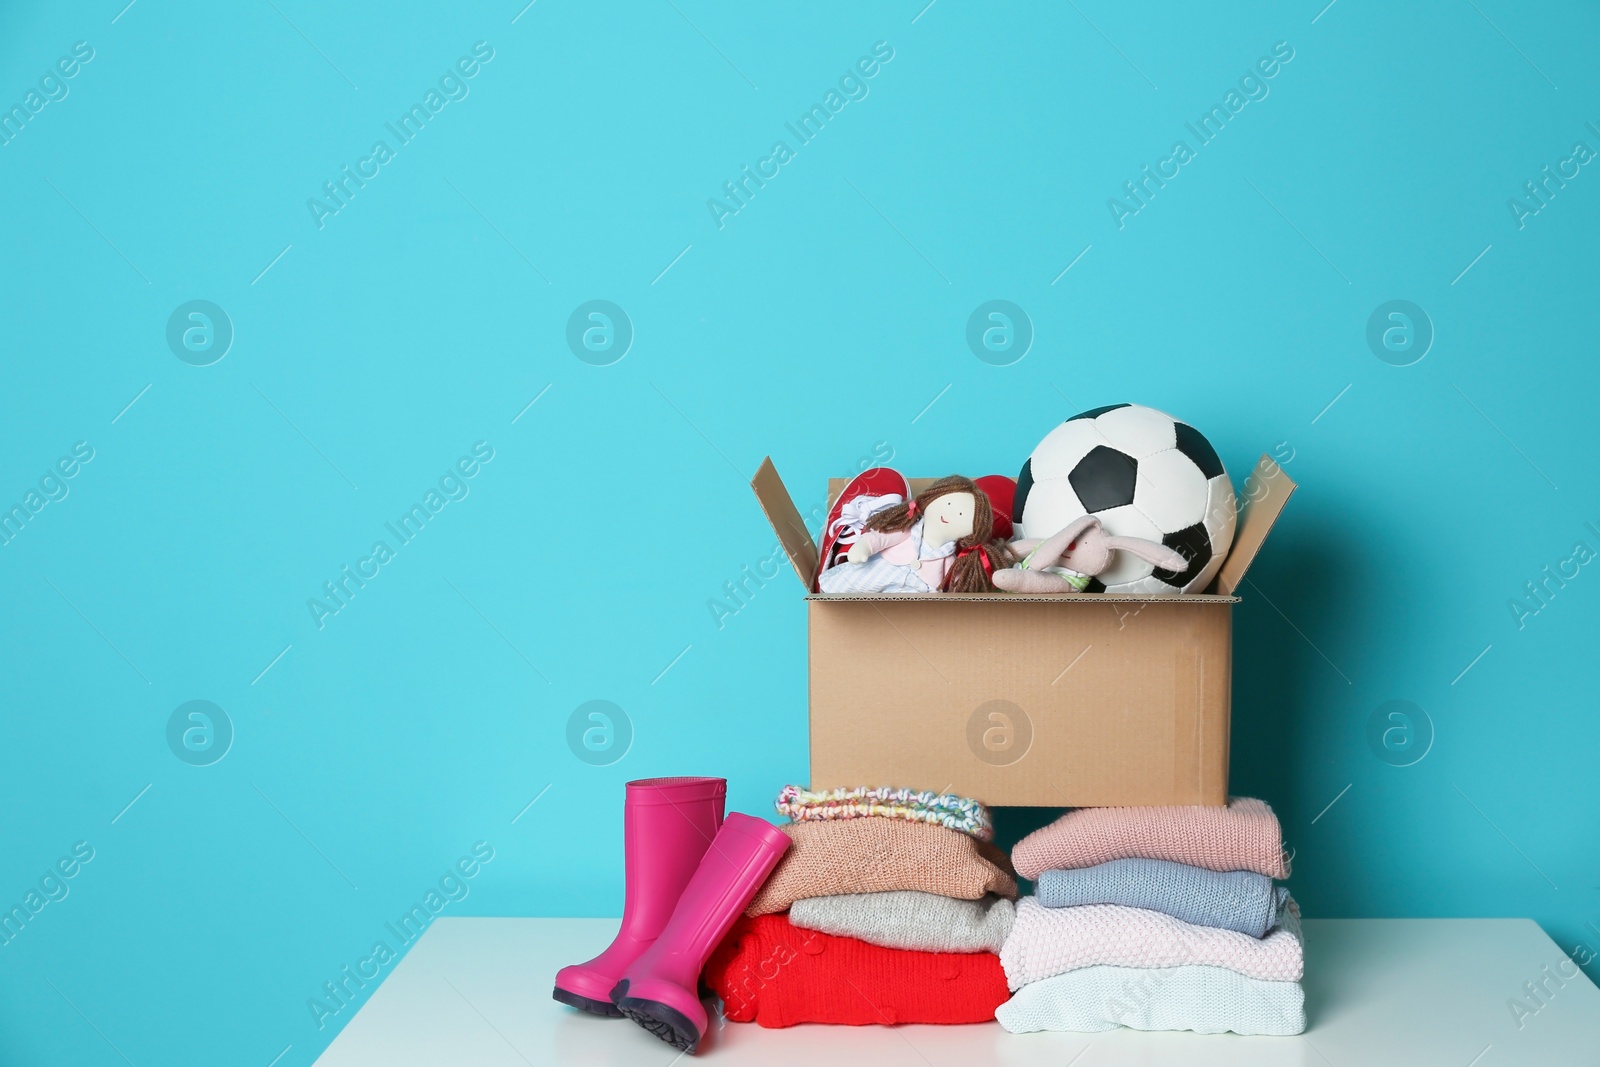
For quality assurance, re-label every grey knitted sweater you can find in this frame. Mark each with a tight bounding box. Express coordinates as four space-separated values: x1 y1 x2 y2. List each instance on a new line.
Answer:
1036 857 1284 938
788 891 1015 953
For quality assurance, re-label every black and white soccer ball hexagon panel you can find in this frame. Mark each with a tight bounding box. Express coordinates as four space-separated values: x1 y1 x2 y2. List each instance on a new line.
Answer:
1013 404 1237 594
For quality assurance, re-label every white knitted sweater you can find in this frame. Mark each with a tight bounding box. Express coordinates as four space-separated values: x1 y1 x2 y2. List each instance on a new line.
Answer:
1000 896 1304 989
996 963 1305 1035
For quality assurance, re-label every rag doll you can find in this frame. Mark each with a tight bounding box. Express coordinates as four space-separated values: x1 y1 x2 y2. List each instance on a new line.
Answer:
817 476 1015 594
992 514 1187 593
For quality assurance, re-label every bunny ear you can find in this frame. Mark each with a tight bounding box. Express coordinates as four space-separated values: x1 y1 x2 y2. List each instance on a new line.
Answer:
1106 536 1187 572
1058 514 1100 540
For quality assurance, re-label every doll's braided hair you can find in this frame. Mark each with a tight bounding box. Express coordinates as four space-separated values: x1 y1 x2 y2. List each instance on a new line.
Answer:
863 475 1017 592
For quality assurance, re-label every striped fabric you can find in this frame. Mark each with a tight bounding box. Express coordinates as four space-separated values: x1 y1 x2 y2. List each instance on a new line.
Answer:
775 784 993 840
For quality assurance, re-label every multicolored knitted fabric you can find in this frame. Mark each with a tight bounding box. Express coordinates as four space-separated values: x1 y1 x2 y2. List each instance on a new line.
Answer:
775 784 993 841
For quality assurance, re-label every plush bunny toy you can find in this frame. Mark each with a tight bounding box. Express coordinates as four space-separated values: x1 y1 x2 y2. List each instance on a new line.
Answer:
993 514 1187 594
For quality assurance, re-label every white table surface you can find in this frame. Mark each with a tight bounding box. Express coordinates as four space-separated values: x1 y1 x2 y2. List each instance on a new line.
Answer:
313 916 1600 1066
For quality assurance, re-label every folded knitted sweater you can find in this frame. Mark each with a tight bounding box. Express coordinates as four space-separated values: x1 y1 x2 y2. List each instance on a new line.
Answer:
1012 797 1289 880
1000 896 1303 989
746 819 1018 917
996 963 1306 1036
705 913 1009 1027
790 891 1015 953
776 784 993 840
1037 858 1286 938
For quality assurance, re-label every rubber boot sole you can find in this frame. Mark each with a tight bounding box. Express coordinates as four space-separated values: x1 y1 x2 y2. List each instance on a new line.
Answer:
610 980 701 1052
551 985 623 1018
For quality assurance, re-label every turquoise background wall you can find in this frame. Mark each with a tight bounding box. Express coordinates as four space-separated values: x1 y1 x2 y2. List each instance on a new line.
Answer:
2 0 1598 1062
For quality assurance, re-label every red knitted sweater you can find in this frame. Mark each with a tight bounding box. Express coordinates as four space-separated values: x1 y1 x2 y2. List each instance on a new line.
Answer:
705 913 1009 1027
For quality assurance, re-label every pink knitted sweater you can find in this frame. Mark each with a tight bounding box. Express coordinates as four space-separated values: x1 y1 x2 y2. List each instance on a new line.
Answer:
1011 797 1289 880
1000 896 1303 990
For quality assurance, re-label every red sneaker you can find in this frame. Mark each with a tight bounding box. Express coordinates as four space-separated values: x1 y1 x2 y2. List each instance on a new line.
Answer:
814 467 910 591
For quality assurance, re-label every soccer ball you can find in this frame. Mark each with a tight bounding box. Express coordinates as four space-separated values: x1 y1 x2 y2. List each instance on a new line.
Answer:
1013 404 1236 594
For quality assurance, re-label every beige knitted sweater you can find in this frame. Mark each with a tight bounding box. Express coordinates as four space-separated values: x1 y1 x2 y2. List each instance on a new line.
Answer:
746 818 1018 916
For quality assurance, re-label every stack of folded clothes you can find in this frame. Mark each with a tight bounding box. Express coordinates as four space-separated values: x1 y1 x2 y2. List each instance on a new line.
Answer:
996 797 1305 1036
704 785 1018 1028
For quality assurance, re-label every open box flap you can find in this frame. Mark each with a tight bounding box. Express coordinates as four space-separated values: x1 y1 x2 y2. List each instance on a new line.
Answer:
750 457 818 589
1214 454 1297 596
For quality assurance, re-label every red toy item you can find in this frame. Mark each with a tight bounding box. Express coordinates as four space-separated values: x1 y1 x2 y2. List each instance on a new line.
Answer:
974 474 1017 541
705 913 1010 1028
814 467 910 591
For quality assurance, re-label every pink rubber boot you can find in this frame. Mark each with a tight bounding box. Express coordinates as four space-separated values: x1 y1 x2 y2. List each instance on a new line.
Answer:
552 777 725 1017
611 812 790 1052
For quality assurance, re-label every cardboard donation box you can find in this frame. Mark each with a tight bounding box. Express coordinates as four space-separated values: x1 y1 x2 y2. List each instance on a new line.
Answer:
751 455 1296 807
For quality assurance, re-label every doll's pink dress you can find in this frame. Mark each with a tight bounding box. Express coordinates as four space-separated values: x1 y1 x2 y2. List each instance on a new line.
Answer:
816 522 955 594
